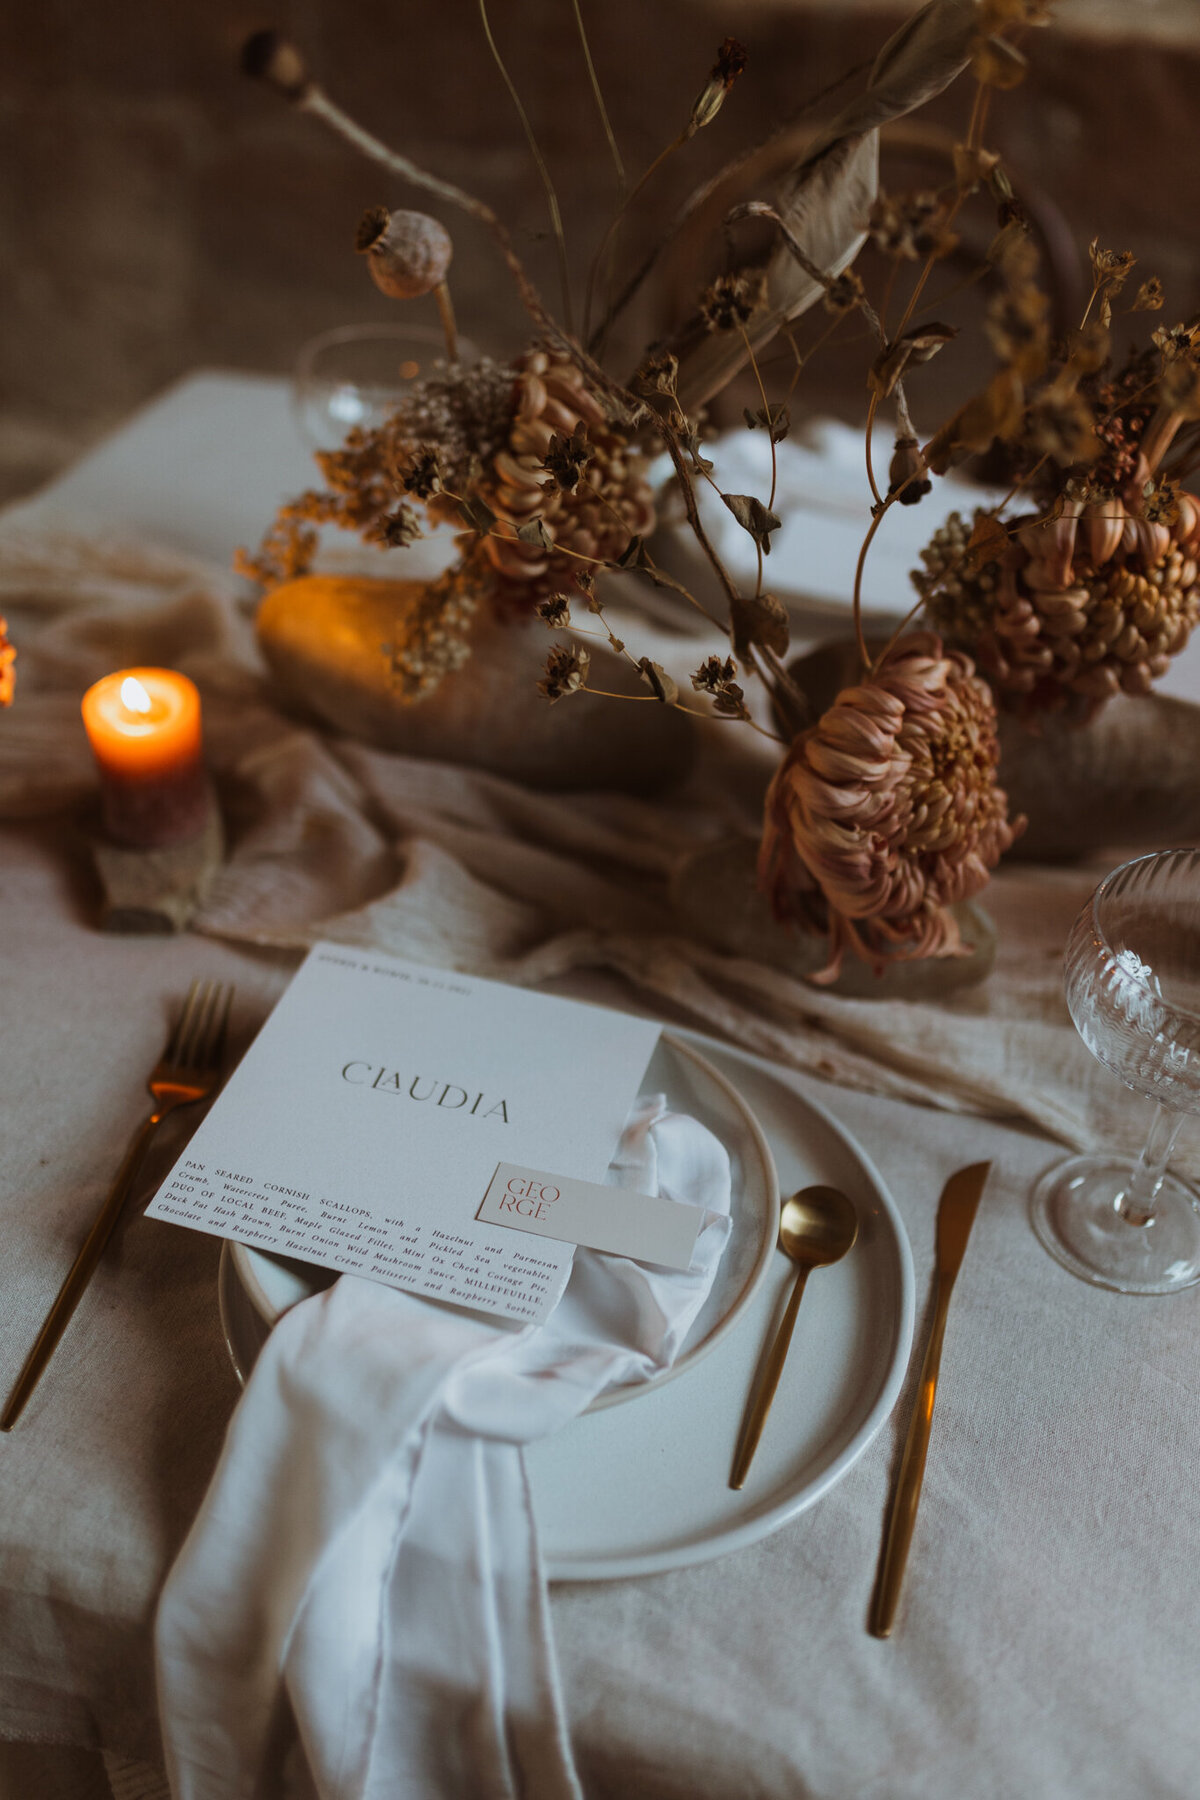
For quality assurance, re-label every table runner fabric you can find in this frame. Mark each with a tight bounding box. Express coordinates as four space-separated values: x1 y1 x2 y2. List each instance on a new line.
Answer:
155 1101 730 1800
1 528 1196 1179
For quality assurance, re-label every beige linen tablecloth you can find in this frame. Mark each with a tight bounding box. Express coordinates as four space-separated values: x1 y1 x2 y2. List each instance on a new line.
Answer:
2 381 1199 1797
5 816 1200 1799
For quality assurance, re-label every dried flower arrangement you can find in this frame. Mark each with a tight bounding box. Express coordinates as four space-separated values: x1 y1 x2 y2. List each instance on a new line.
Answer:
239 0 1200 981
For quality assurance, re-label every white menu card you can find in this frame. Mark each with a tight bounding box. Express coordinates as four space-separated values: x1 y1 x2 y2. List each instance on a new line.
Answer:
147 944 661 1324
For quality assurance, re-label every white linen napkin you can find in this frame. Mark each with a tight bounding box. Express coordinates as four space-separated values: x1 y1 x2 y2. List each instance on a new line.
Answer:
155 1097 732 1800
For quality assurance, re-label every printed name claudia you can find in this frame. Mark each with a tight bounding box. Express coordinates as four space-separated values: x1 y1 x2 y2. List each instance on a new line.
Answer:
342 1062 509 1121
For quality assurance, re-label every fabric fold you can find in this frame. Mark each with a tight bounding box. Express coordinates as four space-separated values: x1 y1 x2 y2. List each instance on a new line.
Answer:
4 527 1197 1174
156 1099 732 1800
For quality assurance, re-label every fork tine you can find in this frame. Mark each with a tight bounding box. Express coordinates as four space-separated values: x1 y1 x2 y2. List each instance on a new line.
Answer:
210 984 235 1067
181 986 222 1065
163 979 204 1069
194 983 234 1072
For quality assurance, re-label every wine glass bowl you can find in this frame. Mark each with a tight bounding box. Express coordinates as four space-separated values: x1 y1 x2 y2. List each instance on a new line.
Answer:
1032 849 1200 1293
292 322 477 451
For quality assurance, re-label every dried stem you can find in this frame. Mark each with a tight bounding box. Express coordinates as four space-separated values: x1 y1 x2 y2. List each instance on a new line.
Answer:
584 127 690 350
477 0 575 335
587 53 873 353
570 0 625 191
739 325 778 600
850 505 884 673
888 82 990 349
434 282 458 361
662 431 742 613
864 392 884 509
295 86 634 423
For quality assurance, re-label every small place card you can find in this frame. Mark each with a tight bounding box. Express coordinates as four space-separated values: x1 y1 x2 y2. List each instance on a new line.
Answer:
147 944 661 1324
478 1164 703 1271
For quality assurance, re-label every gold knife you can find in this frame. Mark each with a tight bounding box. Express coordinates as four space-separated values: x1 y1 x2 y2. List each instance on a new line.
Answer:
869 1160 991 1639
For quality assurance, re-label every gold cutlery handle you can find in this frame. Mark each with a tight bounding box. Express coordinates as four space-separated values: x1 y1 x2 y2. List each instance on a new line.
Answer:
1 1110 163 1431
730 1264 811 1490
869 1284 952 1638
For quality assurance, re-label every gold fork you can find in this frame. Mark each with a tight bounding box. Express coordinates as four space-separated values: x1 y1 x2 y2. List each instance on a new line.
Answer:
1 979 234 1431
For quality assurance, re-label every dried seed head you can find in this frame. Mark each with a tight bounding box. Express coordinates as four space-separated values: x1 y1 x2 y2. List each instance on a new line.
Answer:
356 208 453 299
699 270 767 333
688 37 748 133
241 30 310 100
823 270 865 316
539 643 589 703
888 436 932 506
868 191 958 262
536 594 572 629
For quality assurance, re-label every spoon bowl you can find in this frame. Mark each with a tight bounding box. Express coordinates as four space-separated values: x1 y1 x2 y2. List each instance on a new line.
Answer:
779 1185 860 1270
730 1184 859 1488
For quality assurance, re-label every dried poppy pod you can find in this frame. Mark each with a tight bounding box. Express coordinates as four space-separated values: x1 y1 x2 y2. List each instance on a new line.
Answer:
356 207 458 357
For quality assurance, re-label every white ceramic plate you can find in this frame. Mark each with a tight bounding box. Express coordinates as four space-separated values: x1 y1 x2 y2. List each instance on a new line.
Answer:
219 1031 914 1581
227 1033 779 1408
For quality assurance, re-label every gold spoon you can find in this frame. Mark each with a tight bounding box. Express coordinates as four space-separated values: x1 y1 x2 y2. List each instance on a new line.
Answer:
730 1185 859 1489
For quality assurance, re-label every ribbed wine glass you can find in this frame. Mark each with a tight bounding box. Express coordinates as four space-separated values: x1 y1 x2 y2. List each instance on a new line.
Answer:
1031 848 1200 1293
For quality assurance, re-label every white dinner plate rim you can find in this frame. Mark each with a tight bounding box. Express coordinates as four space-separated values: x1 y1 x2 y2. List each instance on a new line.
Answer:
544 1037 916 1580
227 1030 780 1408
218 1030 915 1581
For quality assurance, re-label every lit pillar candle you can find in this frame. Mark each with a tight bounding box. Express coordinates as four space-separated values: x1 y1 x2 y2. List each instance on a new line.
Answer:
81 668 210 847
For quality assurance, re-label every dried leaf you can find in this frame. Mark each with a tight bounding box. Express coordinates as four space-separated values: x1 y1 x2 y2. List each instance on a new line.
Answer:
516 517 554 550
614 534 649 569
743 402 792 442
731 591 790 658
966 512 1009 570
952 142 1000 193
869 320 957 398
723 493 782 553
712 684 748 717
457 494 497 535
978 0 1052 23
680 424 714 474
925 369 1025 474
1065 321 1110 375
637 658 679 703
1132 277 1165 314
671 0 981 411
1160 357 1200 420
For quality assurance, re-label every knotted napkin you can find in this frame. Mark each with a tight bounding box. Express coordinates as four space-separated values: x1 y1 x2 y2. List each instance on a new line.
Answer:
155 1097 732 1799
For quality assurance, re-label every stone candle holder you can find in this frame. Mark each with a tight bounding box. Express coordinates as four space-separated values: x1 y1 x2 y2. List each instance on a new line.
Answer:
88 789 224 934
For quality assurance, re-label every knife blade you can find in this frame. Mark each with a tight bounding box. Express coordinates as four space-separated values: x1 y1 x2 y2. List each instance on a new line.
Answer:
869 1160 991 1639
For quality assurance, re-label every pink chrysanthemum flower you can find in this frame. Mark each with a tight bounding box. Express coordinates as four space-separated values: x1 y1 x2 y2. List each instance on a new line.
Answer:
758 632 1023 981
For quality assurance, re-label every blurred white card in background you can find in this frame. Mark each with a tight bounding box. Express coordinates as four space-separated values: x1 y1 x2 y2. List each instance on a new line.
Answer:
650 420 1006 627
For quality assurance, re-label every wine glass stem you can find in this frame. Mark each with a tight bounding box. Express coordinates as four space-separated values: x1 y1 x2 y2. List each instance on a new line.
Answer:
1121 1102 1186 1227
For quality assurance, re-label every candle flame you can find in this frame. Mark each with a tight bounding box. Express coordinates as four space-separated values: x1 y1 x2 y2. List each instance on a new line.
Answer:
120 676 153 715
